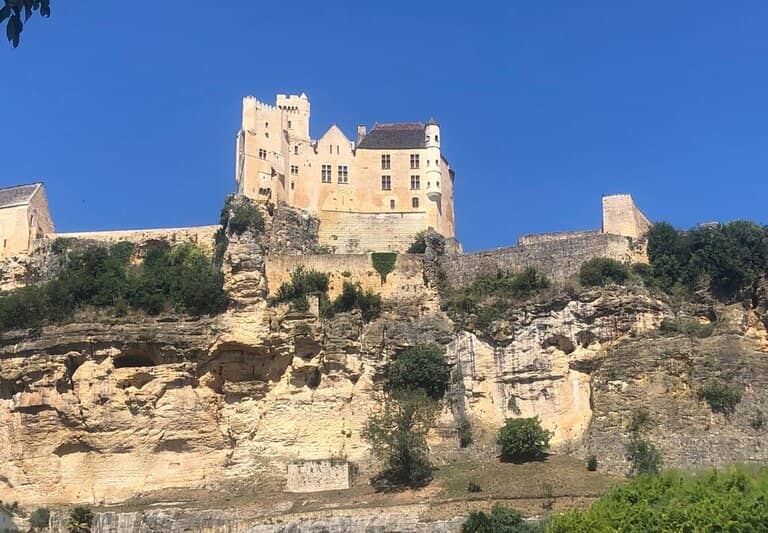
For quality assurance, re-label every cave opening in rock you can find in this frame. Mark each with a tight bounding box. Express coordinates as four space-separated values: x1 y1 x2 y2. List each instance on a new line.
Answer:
113 355 156 368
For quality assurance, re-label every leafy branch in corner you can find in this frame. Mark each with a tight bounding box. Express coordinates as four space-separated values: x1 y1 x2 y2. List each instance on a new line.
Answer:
1 0 51 48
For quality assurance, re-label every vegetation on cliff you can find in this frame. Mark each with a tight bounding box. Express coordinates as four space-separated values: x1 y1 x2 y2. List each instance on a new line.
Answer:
578 257 630 287
0 241 226 332
462 505 539 533
497 417 552 463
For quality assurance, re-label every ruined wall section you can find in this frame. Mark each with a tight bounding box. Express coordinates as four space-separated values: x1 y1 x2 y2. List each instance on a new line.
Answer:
518 229 600 246
50 225 219 253
602 194 651 239
440 233 634 287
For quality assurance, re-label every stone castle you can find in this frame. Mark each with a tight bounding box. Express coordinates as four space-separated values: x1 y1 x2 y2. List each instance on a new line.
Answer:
0 92 651 262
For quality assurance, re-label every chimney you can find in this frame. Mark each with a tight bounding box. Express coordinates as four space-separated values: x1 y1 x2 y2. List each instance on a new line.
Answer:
356 124 367 146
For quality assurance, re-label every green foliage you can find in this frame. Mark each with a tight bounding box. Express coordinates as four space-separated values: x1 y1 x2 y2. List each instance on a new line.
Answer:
578 257 630 287
625 437 663 476
750 410 765 431
406 231 428 254
659 317 714 338
362 390 439 488
329 281 382 322
371 252 397 282
387 344 450 400
497 417 552 463
698 380 742 415
462 505 539 533
29 507 50 529
67 506 93 533
467 480 482 493
586 455 598 472
547 467 768 532
507 396 522 415
0 242 226 332
458 416 473 448
645 220 768 299
627 407 652 434
271 267 329 306
1 0 50 48
220 194 265 236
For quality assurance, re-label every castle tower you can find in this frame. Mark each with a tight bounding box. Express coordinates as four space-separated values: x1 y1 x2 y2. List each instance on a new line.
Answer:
424 118 442 203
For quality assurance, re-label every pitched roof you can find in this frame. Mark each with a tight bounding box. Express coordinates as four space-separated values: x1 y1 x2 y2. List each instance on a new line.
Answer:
356 123 426 150
0 183 41 209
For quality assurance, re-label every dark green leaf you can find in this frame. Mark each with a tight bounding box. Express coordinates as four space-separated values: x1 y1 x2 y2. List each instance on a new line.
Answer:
23 1 31 22
0 6 10 24
6 12 21 42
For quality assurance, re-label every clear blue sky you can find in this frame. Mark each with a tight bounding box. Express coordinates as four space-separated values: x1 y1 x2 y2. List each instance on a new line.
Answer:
3 1 768 252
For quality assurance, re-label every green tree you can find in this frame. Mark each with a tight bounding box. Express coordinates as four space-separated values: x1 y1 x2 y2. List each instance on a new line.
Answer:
497 417 551 463
578 257 630 287
625 437 663 476
29 507 50 530
362 390 439 488
67 506 93 533
387 344 450 400
1 0 50 48
462 505 539 533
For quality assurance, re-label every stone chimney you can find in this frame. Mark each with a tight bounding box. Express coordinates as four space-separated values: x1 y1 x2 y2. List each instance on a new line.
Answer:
356 124 367 146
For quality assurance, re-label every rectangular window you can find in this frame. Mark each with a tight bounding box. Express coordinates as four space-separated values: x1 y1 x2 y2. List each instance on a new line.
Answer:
390 199 396 209
412 197 419 208
290 165 299 176
410 175 420 190
410 154 420 169
337 165 348 184
435 135 439 142
294 145 299 155
381 175 391 190
258 149 267 159
288 120 292 129
381 154 391 169
321 164 332 183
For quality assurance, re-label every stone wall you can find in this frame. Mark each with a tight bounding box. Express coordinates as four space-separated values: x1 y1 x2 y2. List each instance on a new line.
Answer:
439 232 633 286
265 253 429 300
51 225 219 253
317 211 426 254
601 194 651 239
285 459 350 492
518 229 600 246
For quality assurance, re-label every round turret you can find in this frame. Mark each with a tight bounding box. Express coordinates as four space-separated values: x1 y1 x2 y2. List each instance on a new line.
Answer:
425 118 440 149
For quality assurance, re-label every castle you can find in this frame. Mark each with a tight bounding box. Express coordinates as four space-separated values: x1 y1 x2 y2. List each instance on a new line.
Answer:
0 92 651 263
235 94 457 253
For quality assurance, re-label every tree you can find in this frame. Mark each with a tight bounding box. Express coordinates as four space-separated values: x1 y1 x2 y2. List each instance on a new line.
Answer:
67 506 93 533
462 505 538 533
1 0 50 48
29 507 50 530
625 437 663 476
387 344 450 400
361 390 439 488
497 417 551 463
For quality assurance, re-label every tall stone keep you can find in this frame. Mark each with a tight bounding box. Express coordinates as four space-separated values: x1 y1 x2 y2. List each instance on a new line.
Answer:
0 183 54 259
601 194 651 240
235 93 457 254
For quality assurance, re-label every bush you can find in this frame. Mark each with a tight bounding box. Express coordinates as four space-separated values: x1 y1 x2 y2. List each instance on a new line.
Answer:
29 507 50 529
387 344 450 400
406 231 427 254
329 281 382 322
547 467 768 532
458 416 473 448
271 267 330 306
221 194 264 235
698 380 742 415
461 505 538 533
627 407 652 434
497 417 551 463
578 257 630 287
625 437 663 476
67 506 93 533
586 455 598 472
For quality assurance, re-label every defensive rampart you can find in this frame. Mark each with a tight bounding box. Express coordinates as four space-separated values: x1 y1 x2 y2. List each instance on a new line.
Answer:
50 225 219 252
440 232 634 286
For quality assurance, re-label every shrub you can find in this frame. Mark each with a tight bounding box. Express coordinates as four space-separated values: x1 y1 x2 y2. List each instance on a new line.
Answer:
467 481 482 493
461 505 538 533
586 455 598 472
271 267 329 306
497 417 551 463
625 437 663 476
67 506 93 533
330 281 382 322
387 344 450 400
578 257 630 287
29 507 50 529
221 194 264 235
457 416 473 448
627 407 652 434
362 390 439 489
371 252 397 283
751 410 765 431
406 231 427 254
698 380 742 415
547 467 768 532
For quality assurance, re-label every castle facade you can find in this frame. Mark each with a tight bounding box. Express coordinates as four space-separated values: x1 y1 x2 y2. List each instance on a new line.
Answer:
235 94 457 253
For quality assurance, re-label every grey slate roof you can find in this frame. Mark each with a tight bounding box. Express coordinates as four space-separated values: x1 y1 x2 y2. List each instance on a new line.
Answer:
356 123 426 150
0 183 41 209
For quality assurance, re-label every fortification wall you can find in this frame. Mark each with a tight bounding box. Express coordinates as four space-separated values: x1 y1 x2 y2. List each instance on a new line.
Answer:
50 225 219 253
317 211 426 254
285 460 350 493
602 194 651 239
440 232 634 286
265 253 428 300
518 229 600 246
